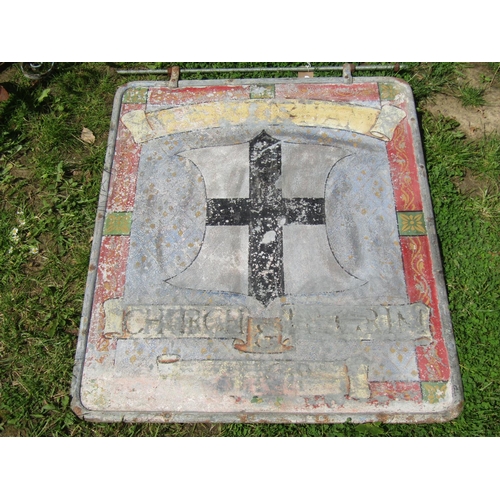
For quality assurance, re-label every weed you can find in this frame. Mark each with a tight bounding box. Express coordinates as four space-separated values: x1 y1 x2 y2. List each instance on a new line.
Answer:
459 84 486 107
403 62 463 103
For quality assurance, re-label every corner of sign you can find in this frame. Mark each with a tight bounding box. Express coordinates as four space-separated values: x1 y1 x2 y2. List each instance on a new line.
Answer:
70 390 93 421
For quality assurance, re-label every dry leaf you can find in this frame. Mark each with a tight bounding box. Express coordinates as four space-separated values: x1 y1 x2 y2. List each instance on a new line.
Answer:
0 85 9 102
81 127 95 144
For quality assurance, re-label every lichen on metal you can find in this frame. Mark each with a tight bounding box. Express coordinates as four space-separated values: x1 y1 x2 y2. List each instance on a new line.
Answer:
71 77 463 423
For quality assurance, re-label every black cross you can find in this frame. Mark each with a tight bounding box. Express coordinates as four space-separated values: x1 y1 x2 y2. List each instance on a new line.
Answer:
206 131 325 306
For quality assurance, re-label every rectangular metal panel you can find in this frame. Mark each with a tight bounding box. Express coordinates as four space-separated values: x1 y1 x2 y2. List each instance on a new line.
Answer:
71 78 463 423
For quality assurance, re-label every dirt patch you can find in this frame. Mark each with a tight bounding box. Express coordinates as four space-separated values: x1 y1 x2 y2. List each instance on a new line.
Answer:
8 165 34 180
0 63 17 84
0 425 25 437
425 63 500 140
453 168 497 197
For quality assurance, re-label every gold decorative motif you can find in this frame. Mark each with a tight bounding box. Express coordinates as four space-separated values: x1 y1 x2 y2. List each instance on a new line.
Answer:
103 212 133 236
122 87 148 104
398 212 426 235
379 82 400 101
422 382 447 403
250 85 275 99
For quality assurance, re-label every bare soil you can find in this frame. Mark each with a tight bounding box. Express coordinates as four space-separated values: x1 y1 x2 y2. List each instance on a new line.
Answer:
453 168 497 198
424 63 500 140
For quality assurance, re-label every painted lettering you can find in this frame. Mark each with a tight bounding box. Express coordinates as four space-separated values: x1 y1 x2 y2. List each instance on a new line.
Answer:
122 305 248 338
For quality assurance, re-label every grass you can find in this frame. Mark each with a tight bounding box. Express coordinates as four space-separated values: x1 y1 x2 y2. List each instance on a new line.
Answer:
458 84 486 107
1 62 500 436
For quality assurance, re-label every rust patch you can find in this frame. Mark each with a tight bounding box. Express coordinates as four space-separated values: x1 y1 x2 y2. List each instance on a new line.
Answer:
96 336 110 352
375 413 392 423
157 354 181 364
72 403 83 417
234 317 293 354
304 395 332 409
103 331 129 339
168 66 180 88
314 414 332 423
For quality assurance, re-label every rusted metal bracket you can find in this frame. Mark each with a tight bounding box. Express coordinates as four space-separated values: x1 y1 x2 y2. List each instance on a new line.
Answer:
343 63 354 84
298 63 314 79
167 66 180 88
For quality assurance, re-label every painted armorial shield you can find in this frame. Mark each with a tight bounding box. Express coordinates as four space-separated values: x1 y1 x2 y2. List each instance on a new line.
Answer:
72 78 463 424
170 130 364 306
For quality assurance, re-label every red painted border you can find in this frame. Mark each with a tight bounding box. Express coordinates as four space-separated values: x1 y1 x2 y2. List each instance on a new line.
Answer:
369 382 422 403
88 235 130 355
386 119 423 212
148 86 251 106
275 82 380 102
399 237 450 381
107 103 143 212
386 101 451 383
89 98 144 356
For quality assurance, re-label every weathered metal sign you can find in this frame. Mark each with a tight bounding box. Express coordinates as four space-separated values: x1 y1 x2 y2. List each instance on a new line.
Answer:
71 77 463 423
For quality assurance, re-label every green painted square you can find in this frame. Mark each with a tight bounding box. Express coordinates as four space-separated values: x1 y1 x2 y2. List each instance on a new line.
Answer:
397 211 426 235
123 87 148 104
379 82 399 101
250 85 275 99
422 382 448 404
104 212 132 235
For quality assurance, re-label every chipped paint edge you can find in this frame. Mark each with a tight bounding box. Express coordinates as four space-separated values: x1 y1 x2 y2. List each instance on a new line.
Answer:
70 83 131 418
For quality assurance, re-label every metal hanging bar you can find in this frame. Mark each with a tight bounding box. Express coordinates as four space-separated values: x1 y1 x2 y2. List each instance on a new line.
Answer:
116 64 404 75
